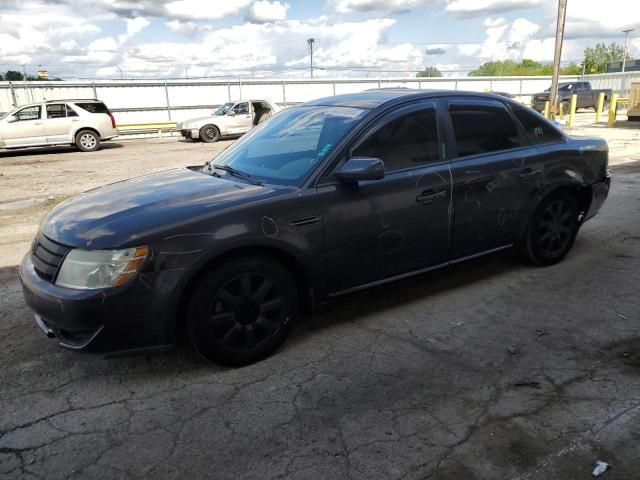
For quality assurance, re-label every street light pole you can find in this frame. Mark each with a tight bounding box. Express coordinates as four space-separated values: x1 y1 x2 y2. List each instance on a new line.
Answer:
549 0 568 119
622 29 633 73
307 38 315 79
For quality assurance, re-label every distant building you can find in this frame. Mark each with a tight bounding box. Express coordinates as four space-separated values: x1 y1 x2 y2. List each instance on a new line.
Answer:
607 59 640 73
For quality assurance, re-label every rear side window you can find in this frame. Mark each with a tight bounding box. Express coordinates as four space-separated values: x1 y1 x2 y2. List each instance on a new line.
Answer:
512 106 564 145
75 102 108 113
449 102 521 157
353 107 440 171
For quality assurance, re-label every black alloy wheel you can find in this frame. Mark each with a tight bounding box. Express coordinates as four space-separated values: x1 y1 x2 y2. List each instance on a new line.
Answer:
522 192 579 266
188 257 297 365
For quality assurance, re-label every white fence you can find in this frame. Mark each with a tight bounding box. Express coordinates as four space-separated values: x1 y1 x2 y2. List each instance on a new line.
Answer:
1 72 637 125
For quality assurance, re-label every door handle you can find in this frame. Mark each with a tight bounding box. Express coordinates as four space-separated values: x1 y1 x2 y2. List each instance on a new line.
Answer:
34 122 42 125
416 189 447 204
519 168 541 179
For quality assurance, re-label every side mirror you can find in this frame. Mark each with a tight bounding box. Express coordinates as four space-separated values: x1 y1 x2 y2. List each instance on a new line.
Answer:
334 157 385 183
6 115 18 123
227 110 236 117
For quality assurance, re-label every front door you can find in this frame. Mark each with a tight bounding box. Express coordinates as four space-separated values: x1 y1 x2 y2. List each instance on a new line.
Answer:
228 102 253 133
2 105 46 147
317 102 452 293
443 98 545 259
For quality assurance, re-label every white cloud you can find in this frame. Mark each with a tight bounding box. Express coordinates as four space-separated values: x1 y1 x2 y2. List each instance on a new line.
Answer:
247 1 289 23
445 0 544 17
165 0 251 20
329 0 433 14
118 16 150 43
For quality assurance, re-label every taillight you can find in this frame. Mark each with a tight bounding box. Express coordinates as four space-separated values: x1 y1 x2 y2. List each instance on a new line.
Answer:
107 111 116 128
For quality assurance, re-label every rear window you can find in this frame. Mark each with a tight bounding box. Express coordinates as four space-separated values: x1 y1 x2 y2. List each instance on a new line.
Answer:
512 106 564 145
75 102 109 113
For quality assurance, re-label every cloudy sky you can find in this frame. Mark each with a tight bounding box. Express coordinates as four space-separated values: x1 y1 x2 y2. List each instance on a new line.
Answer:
0 0 638 79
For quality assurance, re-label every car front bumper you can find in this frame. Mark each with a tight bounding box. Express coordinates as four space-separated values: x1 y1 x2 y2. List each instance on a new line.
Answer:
20 252 188 354
180 129 199 139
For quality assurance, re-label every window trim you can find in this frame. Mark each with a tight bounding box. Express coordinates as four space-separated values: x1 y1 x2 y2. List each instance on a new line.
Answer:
14 105 42 122
316 101 442 185
445 98 532 162
508 104 567 148
45 103 68 119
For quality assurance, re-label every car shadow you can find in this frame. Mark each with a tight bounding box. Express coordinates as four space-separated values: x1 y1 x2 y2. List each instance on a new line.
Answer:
0 142 124 158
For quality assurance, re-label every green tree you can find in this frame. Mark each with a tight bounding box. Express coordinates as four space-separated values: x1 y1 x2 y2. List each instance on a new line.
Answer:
3 70 24 81
561 63 583 75
0 73 3 81
416 66 442 77
468 59 583 76
583 42 627 73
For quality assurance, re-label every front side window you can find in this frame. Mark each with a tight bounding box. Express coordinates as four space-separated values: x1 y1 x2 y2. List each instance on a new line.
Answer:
512 106 564 145
353 108 440 171
449 102 521 157
208 105 366 186
14 106 41 121
233 102 250 115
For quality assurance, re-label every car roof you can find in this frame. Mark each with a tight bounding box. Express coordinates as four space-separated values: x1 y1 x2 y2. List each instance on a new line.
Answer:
304 88 515 110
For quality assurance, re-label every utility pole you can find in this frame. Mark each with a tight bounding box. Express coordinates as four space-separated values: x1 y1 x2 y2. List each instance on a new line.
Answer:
549 0 568 119
307 38 315 79
622 29 633 73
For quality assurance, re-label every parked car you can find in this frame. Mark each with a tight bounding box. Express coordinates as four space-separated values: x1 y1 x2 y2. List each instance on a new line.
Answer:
0 100 118 152
20 90 610 366
531 82 612 113
176 99 280 142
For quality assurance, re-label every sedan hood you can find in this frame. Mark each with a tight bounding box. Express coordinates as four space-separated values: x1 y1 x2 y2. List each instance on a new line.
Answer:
41 168 287 249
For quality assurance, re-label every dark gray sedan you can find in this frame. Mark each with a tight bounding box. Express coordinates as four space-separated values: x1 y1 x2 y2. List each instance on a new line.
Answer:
21 89 610 365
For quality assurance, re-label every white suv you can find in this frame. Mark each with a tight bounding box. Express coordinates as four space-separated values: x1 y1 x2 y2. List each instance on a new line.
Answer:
0 100 118 152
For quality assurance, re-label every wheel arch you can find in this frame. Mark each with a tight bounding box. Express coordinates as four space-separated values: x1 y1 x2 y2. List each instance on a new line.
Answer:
173 244 312 333
73 126 101 141
516 182 593 241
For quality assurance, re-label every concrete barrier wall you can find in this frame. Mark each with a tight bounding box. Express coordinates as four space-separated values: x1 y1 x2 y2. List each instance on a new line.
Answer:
1 73 635 125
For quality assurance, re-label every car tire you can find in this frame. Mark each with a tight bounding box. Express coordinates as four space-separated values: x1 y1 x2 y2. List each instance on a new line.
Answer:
199 124 220 143
561 100 570 115
75 130 101 152
521 192 580 266
187 256 298 366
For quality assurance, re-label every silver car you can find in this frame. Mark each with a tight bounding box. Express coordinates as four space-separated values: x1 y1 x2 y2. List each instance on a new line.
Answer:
0 99 118 152
177 99 280 143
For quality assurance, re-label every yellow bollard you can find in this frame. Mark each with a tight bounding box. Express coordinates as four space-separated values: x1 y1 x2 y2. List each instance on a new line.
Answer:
568 94 577 128
543 101 550 119
558 101 564 120
608 93 619 128
595 92 605 122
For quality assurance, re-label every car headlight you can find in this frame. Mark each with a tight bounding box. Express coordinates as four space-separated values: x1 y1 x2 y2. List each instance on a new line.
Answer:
55 246 148 290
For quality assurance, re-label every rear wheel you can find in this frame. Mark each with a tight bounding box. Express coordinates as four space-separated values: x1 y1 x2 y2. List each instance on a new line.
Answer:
188 257 298 366
199 124 220 143
75 130 100 152
521 192 580 266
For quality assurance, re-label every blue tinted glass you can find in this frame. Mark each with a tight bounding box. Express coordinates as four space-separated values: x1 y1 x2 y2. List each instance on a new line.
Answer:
210 106 366 186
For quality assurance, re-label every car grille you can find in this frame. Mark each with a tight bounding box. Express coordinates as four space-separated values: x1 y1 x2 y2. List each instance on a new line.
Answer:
31 233 72 282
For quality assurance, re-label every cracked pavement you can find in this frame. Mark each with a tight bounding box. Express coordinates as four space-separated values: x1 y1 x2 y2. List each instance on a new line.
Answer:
1 125 640 479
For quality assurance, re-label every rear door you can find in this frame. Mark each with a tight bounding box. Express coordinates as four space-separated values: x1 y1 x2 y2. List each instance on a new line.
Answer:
2 105 46 147
317 101 452 293
44 103 79 144
443 98 545 259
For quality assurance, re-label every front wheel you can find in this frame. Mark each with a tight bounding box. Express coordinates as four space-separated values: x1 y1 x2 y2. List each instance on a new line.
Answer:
520 192 580 266
75 130 101 152
199 124 220 143
188 257 298 366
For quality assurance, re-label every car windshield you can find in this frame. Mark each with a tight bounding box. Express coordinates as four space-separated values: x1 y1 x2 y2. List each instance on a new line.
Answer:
206 105 367 186
214 102 235 115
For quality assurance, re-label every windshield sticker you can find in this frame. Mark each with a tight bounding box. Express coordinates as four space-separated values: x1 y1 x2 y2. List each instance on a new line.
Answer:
318 143 333 158
323 107 364 118
533 126 543 137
